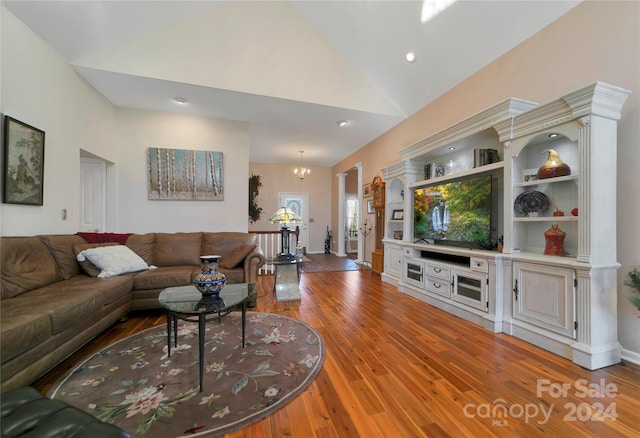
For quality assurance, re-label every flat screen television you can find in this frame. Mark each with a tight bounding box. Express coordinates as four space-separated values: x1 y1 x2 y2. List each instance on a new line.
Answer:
413 174 494 250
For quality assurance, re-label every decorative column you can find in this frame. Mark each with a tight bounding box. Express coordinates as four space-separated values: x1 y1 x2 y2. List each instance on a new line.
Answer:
336 172 347 257
355 163 363 263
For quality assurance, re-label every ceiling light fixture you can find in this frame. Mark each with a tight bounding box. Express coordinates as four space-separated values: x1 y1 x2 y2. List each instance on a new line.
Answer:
293 150 310 181
405 52 416 63
548 133 559 138
337 120 349 127
173 97 187 104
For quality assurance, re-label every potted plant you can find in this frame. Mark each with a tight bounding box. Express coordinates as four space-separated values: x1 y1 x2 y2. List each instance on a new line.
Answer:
624 267 640 311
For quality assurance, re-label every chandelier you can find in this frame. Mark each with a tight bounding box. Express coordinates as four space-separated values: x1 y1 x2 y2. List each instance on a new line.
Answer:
293 150 310 180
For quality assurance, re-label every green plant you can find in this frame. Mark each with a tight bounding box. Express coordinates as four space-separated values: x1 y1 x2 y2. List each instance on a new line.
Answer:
248 174 263 223
624 267 640 310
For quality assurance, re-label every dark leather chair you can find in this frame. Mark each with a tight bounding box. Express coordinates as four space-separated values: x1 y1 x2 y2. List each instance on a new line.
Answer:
1 386 130 437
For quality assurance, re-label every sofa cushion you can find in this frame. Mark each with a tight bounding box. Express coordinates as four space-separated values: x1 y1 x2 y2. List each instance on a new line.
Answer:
77 246 150 278
53 275 134 307
219 245 256 269
132 266 199 291
1 237 64 298
203 232 257 259
40 235 88 279
153 233 202 267
73 243 120 277
5 286 104 335
125 233 155 265
217 267 244 284
0 311 51 363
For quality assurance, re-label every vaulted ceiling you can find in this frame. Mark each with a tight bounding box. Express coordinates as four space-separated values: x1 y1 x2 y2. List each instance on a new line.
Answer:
3 0 580 167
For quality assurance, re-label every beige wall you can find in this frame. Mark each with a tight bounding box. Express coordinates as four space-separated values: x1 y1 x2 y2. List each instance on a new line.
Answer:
331 1 640 358
248 162 331 253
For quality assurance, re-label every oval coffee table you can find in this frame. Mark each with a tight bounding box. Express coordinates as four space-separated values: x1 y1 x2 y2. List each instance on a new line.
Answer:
158 283 253 392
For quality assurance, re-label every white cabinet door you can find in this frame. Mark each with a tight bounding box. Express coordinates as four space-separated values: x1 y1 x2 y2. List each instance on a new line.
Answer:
385 243 402 278
451 268 488 312
513 261 575 338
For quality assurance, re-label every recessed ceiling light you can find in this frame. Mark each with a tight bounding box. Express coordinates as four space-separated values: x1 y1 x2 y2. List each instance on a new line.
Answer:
548 133 559 138
173 97 187 104
448 146 456 151
337 120 349 127
405 52 416 63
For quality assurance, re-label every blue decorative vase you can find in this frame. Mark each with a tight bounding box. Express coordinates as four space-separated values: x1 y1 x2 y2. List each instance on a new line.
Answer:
193 255 227 296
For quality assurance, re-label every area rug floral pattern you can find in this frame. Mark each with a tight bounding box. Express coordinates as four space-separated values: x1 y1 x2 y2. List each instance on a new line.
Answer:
47 313 325 437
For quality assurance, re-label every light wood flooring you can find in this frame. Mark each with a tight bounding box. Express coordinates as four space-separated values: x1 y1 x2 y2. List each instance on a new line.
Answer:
33 271 640 437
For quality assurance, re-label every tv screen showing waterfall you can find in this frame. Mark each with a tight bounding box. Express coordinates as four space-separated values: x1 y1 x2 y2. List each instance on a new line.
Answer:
413 174 493 249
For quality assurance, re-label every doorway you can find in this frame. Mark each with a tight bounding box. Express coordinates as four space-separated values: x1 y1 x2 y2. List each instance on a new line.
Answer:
337 163 363 260
79 157 106 232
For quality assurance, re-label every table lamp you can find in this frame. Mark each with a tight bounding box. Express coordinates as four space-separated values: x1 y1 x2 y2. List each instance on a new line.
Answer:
269 207 303 260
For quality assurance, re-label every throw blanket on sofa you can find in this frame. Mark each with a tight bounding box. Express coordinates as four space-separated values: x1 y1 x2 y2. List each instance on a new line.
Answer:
76 232 132 244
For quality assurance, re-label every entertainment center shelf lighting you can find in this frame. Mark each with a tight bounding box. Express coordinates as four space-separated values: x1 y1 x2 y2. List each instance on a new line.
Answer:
380 82 629 370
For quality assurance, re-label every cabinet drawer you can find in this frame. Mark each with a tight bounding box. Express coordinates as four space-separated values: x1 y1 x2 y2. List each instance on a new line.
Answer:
470 257 488 273
425 264 450 280
425 277 451 298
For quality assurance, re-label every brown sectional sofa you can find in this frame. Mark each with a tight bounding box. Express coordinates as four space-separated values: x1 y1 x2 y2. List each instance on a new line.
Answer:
0 232 265 392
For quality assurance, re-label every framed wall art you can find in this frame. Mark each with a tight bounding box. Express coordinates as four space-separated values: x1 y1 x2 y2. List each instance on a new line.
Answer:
363 183 371 198
391 209 404 220
147 147 224 200
3 116 45 205
367 200 374 213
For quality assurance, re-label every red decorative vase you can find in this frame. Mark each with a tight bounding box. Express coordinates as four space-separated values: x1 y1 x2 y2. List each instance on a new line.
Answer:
537 149 571 179
193 255 227 295
544 224 568 256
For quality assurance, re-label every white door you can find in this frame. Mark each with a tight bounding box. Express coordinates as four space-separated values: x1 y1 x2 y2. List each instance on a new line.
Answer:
278 192 309 252
80 158 106 232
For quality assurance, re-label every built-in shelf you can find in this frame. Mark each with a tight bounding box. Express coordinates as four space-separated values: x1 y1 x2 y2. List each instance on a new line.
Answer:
514 174 578 188
513 216 578 222
382 82 630 371
409 161 504 189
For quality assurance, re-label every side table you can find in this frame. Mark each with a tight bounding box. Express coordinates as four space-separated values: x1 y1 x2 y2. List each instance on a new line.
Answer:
158 283 252 392
266 257 302 302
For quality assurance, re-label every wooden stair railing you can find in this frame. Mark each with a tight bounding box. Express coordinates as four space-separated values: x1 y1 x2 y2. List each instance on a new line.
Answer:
252 227 299 275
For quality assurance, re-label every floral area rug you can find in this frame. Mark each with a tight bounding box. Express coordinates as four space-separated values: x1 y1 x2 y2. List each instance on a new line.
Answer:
47 313 325 437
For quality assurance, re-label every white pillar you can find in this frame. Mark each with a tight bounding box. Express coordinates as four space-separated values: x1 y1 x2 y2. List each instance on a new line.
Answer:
336 172 347 257
355 163 363 263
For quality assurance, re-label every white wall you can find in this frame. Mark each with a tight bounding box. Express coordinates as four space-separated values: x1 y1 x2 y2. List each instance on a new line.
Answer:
1 8 251 236
1 8 116 236
114 108 250 233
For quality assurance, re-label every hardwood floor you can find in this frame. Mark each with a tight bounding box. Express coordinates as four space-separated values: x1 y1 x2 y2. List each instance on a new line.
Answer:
33 271 640 437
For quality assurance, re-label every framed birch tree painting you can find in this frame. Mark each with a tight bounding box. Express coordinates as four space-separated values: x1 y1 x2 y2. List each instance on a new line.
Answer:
147 148 223 200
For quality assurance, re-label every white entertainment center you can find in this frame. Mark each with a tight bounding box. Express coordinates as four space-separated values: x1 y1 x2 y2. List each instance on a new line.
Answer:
381 82 629 370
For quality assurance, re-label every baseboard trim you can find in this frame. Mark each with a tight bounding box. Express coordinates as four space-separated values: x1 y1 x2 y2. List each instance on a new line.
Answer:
621 348 640 366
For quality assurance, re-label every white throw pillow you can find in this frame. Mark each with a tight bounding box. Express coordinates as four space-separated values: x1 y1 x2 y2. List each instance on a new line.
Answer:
77 245 149 278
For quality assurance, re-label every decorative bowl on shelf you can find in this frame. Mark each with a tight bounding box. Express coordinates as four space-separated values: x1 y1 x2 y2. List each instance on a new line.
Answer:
514 191 550 216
